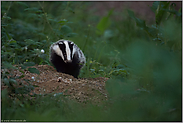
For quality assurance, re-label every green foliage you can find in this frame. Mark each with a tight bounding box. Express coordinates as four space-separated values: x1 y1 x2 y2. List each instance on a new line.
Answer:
96 9 114 35
128 1 182 52
1 1 182 122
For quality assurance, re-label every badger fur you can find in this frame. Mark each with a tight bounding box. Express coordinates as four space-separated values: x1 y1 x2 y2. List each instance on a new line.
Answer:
50 39 86 78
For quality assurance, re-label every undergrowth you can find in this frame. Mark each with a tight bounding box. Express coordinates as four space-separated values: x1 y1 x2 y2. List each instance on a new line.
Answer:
1 1 182 121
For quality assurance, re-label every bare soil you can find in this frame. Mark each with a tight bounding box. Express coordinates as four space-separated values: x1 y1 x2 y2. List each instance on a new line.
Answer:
2 65 109 104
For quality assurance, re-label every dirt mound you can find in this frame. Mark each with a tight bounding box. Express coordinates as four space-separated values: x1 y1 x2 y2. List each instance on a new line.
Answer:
2 65 109 104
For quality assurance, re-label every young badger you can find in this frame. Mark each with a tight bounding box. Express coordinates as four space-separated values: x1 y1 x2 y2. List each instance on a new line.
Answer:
50 40 86 78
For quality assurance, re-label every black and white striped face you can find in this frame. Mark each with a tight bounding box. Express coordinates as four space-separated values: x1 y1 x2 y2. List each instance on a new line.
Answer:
52 40 75 63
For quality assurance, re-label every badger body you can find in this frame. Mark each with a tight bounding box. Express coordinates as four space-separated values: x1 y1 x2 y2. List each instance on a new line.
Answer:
50 40 86 78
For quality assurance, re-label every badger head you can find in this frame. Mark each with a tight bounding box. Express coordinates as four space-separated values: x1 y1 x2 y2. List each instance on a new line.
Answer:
52 40 75 63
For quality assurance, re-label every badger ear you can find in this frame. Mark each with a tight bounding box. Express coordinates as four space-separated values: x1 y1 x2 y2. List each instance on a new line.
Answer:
58 41 63 44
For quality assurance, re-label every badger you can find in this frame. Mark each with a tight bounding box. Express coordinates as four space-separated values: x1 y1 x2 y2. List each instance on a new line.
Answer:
50 39 86 78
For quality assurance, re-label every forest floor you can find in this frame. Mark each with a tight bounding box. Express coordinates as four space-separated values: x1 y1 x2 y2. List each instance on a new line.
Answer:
2 65 109 105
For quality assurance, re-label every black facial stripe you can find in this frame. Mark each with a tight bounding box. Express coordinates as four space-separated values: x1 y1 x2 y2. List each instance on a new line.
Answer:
68 42 74 60
58 42 67 61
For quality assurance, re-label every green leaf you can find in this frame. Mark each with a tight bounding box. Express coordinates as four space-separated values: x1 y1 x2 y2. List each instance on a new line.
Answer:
60 25 72 35
25 39 40 46
1 89 8 99
96 9 114 35
4 29 12 40
150 1 160 13
2 62 17 69
9 79 17 85
66 32 77 37
19 103 24 107
3 78 9 85
128 9 159 38
18 75 25 79
164 9 182 17
155 2 170 26
28 68 40 74
19 69 25 74
24 62 35 67
24 7 42 13
128 10 147 30
96 17 110 35
2 16 11 20
127 10 136 20
107 8 114 17
58 19 68 26
178 8 182 13
9 40 16 44
58 19 68 23
16 2 29 7
33 85 39 87
21 65 27 70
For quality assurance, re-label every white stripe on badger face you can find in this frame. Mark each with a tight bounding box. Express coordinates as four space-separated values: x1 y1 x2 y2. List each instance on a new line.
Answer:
64 41 72 62
72 45 76 58
52 45 64 61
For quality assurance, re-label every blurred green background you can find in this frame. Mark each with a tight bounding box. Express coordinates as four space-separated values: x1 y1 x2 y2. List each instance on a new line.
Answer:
1 1 182 121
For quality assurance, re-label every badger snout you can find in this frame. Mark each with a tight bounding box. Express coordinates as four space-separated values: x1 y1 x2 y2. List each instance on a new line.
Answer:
64 60 72 63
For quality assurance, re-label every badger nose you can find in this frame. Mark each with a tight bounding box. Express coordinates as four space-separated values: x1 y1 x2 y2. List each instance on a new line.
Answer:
65 60 72 63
